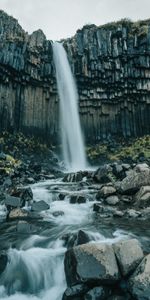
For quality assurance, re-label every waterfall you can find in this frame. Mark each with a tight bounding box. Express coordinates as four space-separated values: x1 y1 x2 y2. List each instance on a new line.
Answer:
52 42 87 171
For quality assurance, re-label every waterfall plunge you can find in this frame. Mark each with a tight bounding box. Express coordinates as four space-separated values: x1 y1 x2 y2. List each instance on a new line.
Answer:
52 42 87 172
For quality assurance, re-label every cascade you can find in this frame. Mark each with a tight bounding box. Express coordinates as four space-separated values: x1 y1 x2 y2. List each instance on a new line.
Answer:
52 42 87 171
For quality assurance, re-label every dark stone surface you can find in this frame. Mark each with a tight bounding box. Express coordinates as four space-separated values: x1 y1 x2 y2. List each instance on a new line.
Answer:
31 200 50 212
0 11 150 142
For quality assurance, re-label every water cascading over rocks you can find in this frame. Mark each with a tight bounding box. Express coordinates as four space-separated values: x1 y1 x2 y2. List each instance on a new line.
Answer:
52 42 87 171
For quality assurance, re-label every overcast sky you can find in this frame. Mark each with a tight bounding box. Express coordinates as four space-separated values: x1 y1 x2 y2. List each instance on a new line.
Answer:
1 0 150 40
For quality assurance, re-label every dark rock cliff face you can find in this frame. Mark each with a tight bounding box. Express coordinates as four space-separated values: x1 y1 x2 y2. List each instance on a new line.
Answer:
0 11 150 143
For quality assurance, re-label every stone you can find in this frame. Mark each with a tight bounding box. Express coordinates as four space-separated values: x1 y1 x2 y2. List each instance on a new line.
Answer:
93 165 112 184
0 192 5 203
96 186 116 199
63 172 84 183
126 209 141 218
75 230 90 246
70 195 86 204
26 177 35 184
11 187 33 203
4 194 25 208
113 210 124 217
105 196 119 205
116 169 150 195
17 221 31 233
84 286 110 300
113 239 144 276
52 211 64 217
112 164 125 180
0 11 150 142
134 186 150 208
63 284 89 300
0 251 7 275
8 208 29 220
128 254 150 300
135 163 149 172
31 200 50 212
64 243 120 286
58 193 66 200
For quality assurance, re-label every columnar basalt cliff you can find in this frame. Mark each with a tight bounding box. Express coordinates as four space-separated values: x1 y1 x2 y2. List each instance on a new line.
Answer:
0 10 150 143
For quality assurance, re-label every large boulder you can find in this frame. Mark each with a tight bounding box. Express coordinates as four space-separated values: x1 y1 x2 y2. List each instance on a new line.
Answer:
128 254 150 300
113 239 144 276
116 167 150 195
134 186 150 208
93 165 113 184
64 243 120 286
96 186 116 199
4 194 25 209
31 200 49 212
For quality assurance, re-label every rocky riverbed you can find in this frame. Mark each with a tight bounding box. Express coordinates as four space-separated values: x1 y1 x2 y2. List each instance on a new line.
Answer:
0 135 150 300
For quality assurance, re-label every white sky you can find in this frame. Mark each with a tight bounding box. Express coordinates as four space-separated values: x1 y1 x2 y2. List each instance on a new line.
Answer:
0 0 150 40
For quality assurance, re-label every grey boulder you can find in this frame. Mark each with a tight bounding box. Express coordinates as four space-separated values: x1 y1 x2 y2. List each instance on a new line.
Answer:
128 254 150 300
113 239 144 276
64 243 120 286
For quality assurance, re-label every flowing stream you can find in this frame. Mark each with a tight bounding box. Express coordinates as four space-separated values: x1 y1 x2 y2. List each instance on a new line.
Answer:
0 177 134 300
52 42 87 172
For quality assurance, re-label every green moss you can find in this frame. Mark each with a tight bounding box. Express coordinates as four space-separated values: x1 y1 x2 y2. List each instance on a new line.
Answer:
87 136 150 163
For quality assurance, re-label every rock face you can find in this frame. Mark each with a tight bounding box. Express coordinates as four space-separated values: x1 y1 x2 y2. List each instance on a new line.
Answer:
0 11 150 142
128 254 150 300
64 243 120 286
113 239 144 276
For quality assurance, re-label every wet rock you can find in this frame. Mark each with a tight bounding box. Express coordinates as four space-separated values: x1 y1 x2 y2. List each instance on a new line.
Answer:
128 254 150 300
96 186 116 199
105 196 119 205
0 152 6 160
113 239 144 276
63 284 89 300
116 168 150 195
11 187 33 203
63 172 84 182
62 230 90 248
16 220 36 233
8 208 29 220
70 195 86 204
126 209 141 218
113 210 124 217
31 200 50 212
134 186 150 208
93 165 112 184
58 193 66 200
93 203 104 213
64 243 120 286
84 286 110 300
0 251 8 275
121 196 132 203
3 177 12 188
75 230 90 246
0 192 5 203
135 163 149 172
4 194 25 209
26 177 35 184
52 211 64 217
112 164 125 180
